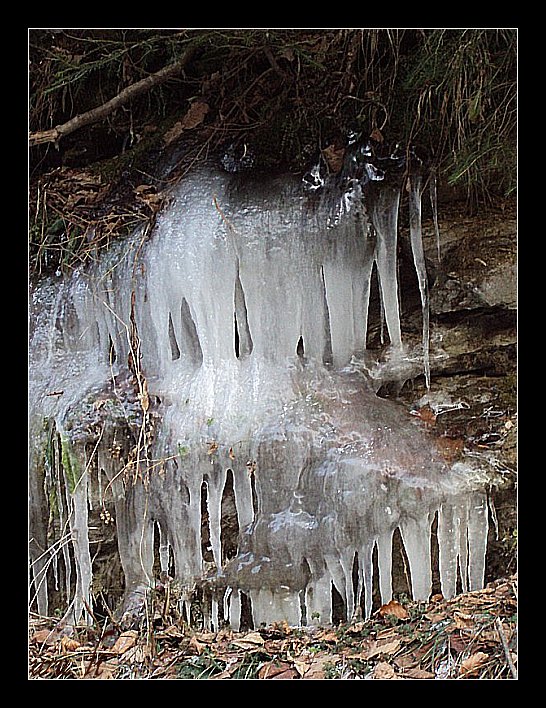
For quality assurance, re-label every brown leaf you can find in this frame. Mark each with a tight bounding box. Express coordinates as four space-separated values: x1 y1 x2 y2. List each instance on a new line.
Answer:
258 661 297 679
358 638 401 660
322 144 345 174
459 651 489 677
301 655 330 680
189 635 206 655
270 668 299 680
161 624 184 638
194 631 215 643
61 636 81 652
371 661 397 679
31 628 58 646
370 127 384 143
345 622 363 635
403 667 435 679
438 436 464 463
379 599 409 620
111 630 138 655
231 631 265 650
315 629 338 643
424 611 447 623
164 100 209 144
453 611 475 629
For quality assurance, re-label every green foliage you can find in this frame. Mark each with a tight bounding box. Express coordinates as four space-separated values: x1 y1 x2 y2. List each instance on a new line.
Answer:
397 29 517 202
60 435 82 494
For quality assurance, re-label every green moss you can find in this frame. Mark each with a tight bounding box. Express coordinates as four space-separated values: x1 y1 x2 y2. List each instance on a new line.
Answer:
60 435 83 494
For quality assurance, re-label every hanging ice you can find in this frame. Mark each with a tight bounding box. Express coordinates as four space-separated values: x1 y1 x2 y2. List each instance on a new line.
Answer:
28 157 490 631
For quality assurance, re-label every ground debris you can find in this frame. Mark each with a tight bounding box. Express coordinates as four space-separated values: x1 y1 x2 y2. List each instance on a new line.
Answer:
28 574 517 680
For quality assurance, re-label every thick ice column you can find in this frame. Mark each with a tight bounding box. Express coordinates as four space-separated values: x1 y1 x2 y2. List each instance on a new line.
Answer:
64 463 94 625
398 515 433 602
369 184 403 349
110 476 155 602
251 587 301 627
375 530 395 605
437 500 463 599
238 250 302 362
437 489 489 598
358 539 375 619
322 261 373 367
305 570 332 626
231 464 255 530
226 587 242 631
203 467 229 570
467 491 489 591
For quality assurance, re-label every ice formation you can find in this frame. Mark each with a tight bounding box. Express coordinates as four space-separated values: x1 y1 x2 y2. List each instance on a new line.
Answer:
28 154 489 630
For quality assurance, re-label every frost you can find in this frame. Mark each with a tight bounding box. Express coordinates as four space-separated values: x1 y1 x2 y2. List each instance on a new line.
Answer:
29 161 490 629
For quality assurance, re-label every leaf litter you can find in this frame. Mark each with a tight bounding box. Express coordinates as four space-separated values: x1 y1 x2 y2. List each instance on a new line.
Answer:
28 574 517 680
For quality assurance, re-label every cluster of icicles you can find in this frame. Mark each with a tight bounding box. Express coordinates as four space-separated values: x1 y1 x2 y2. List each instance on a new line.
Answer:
28 157 489 631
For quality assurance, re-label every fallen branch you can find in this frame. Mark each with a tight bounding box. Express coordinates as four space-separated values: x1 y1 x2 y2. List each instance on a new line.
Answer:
29 44 198 147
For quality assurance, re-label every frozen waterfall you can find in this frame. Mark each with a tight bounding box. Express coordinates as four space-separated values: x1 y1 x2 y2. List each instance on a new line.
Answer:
28 159 489 630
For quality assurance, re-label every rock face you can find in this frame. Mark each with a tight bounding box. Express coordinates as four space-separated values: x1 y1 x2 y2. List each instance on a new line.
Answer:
399 204 517 585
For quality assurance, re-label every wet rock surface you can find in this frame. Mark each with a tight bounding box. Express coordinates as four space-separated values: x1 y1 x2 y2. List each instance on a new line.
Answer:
397 201 517 584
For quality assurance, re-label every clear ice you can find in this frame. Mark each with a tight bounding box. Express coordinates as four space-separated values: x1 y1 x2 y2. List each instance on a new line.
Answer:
28 161 489 630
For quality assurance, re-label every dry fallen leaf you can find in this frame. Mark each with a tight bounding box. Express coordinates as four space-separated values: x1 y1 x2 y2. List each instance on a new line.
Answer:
322 144 345 174
453 611 475 629
258 660 297 679
315 629 338 643
31 629 58 646
371 661 397 679
403 667 435 679
379 599 409 620
111 630 139 655
85 658 118 679
231 631 265 650
370 127 384 143
163 101 209 144
411 404 436 428
301 655 330 680
357 638 401 660
459 651 489 677
189 635 206 655
425 611 447 623
61 635 81 652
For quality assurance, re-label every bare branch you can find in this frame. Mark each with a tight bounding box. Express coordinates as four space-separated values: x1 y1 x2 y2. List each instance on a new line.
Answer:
29 45 198 148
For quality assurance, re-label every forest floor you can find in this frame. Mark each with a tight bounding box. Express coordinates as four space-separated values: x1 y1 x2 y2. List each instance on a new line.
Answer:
29 573 517 680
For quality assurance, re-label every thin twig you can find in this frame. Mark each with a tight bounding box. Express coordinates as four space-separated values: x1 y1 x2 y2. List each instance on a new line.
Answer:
495 617 517 679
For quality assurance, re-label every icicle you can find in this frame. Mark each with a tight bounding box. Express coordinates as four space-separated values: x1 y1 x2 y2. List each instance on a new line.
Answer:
211 596 219 632
360 541 375 620
305 570 332 626
66 462 94 625
227 587 241 631
370 185 403 349
467 491 489 592
205 467 228 571
408 174 431 388
376 531 394 606
158 522 171 574
398 515 433 602
429 170 441 263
